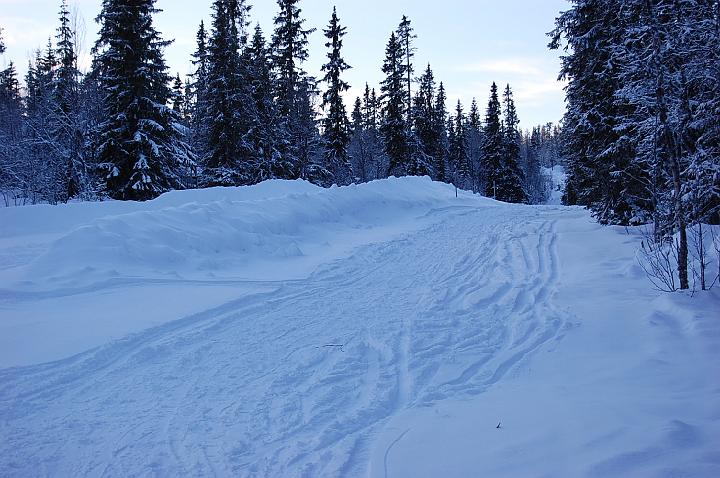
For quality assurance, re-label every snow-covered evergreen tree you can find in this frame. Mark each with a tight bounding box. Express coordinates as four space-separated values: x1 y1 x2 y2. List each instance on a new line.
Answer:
467 98 484 192
50 0 87 201
170 73 184 115
550 0 642 222
271 0 326 182
320 7 352 185
92 0 192 200
449 100 470 189
349 84 386 182
433 82 449 183
0 62 24 204
499 84 528 203
396 15 416 125
381 32 409 177
203 0 253 186
481 82 504 199
413 64 444 181
246 24 286 183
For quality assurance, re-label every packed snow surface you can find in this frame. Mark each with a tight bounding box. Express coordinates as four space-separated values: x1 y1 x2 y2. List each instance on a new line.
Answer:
0 177 718 477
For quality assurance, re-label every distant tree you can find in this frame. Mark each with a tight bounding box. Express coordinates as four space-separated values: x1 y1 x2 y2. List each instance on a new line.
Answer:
380 32 408 176
396 15 416 124
500 84 528 203
0 62 24 204
188 20 210 165
433 82 449 182
482 82 504 199
350 84 386 181
272 0 324 181
246 24 286 183
449 100 470 189
320 7 352 185
413 64 445 180
170 73 184 115
50 0 87 201
203 0 253 186
467 98 484 192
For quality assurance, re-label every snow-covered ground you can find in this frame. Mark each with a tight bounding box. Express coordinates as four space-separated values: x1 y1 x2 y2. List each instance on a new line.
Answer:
0 177 718 477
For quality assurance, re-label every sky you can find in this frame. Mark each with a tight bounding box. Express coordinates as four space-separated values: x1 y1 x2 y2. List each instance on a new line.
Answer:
0 0 570 128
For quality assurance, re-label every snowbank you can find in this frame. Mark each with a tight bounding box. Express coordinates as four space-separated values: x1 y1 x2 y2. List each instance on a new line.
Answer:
1 177 493 290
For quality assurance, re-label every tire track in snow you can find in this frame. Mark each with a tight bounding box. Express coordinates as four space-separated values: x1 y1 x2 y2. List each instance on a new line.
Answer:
0 206 571 477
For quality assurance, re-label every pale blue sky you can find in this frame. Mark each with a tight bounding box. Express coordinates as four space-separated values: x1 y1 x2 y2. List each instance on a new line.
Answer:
0 0 570 128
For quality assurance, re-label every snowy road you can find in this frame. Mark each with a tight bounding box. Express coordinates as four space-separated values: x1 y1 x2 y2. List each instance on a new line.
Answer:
1 180 718 477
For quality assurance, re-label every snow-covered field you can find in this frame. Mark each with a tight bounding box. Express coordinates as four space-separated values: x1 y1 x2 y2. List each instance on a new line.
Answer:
0 178 718 477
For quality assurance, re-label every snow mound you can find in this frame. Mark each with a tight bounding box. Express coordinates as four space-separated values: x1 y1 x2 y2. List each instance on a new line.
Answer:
14 177 493 287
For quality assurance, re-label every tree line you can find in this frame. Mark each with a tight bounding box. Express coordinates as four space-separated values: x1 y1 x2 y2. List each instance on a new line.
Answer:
551 0 719 290
0 0 554 206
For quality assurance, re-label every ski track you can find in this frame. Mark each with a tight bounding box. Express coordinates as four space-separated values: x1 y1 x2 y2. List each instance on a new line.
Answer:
0 205 572 477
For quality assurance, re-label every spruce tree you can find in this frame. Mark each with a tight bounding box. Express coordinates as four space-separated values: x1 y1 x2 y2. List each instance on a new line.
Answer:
170 73 184 115
550 0 640 222
320 7 352 185
499 84 528 203
358 84 386 180
381 32 408 176
246 24 286 183
189 20 210 165
396 15 416 124
204 0 253 186
449 100 470 189
51 0 86 201
348 96 368 182
482 82 504 199
271 0 322 181
92 0 192 200
413 64 443 180
0 62 24 201
433 82 449 183
467 98 484 192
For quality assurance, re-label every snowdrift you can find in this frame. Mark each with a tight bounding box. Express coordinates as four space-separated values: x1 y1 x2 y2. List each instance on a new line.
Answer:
1 177 496 289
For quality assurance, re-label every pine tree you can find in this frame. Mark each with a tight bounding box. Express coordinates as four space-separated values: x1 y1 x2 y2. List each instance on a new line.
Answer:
170 73 184 115
413 64 443 180
271 0 322 181
0 62 24 202
499 84 528 203
51 0 86 201
354 84 386 180
320 7 352 185
467 98 484 192
92 0 192 200
246 24 286 183
396 15 416 124
482 82 504 199
204 0 253 186
550 0 642 223
348 96 368 182
188 20 210 165
24 44 61 203
294 78 329 185
381 32 408 176
433 82 449 182
449 100 470 189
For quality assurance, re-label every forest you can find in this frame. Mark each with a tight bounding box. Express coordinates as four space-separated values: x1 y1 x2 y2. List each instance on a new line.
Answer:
0 0 559 209
551 0 719 290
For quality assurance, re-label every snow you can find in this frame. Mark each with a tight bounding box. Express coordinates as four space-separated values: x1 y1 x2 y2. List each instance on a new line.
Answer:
545 165 566 205
0 177 718 477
